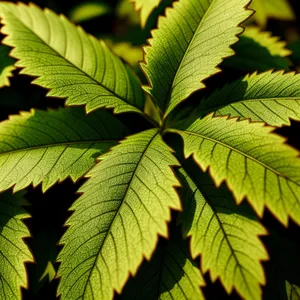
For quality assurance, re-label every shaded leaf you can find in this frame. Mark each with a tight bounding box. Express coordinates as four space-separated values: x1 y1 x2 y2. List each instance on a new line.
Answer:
0 107 128 192
0 190 33 300
142 0 252 116
172 114 300 225
0 2 144 114
178 163 267 300
250 0 295 28
0 44 15 87
199 71 300 126
57 129 181 300
121 231 205 300
131 0 161 27
223 27 291 73
286 281 300 300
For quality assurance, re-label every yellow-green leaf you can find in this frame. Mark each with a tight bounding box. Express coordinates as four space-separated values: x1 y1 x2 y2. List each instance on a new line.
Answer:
57 129 181 300
0 2 144 114
131 0 161 27
286 281 300 300
142 0 252 117
171 114 300 225
0 44 15 87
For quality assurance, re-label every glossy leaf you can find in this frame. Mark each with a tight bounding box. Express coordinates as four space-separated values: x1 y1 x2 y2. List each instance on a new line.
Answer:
0 2 144 114
57 129 181 300
0 44 15 87
178 165 267 300
121 231 205 300
223 27 291 72
131 0 161 27
199 71 300 126
0 191 33 300
0 107 128 192
250 0 295 28
142 0 252 116
172 114 300 225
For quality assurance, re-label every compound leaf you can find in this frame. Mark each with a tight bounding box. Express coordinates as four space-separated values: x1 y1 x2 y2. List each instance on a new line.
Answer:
57 129 181 300
172 114 300 225
131 0 161 27
199 71 300 126
121 231 205 300
0 107 128 192
142 0 252 116
250 0 295 28
0 190 33 300
0 2 144 114
286 282 300 300
178 164 267 300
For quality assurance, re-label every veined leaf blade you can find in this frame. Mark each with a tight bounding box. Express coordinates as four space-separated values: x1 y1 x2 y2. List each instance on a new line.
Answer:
57 129 181 300
0 191 33 300
0 2 144 114
142 0 252 116
199 71 300 126
178 165 268 300
0 107 128 192
172 115 300 225
121 232 205 300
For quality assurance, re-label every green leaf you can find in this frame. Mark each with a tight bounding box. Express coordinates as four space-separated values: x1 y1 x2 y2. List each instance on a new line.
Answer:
250 0 295 28
199 71 300 126
69 2 111 23
0 190 33 300
0 44 15 87
121 231 205 300
131 0 161 27
0 2 144 114
141 0 252 117
223 27 291 73
178 164 267 300
286 281 300 300
171 114 300 225
0 107 128 192
57 129 181 300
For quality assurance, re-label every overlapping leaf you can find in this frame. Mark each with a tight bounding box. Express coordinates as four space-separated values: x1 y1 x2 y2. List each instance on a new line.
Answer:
0 107 128 192
172 114 300 225
178 164 267 300
250 0 295 28
142 0 252 116
0 44 15 87
199 71 300 126
57 129 181 300
121 232 205 300
0 2 144 114
0 191 33 300
131 0 161 27
223 27 291 72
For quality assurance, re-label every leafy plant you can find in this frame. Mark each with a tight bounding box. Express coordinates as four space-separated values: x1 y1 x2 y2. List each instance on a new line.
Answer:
0 0 299 300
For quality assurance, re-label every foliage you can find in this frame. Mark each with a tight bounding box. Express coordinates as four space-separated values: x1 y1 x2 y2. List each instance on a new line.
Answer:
0 0 299 300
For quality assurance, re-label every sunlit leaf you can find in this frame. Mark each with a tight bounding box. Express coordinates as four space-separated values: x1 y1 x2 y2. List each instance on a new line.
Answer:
0 2 144 114
0 190 33 300
57 129 181 299
0 107 128 192
142 0 252 116
131 0 161 27
0 44 15 87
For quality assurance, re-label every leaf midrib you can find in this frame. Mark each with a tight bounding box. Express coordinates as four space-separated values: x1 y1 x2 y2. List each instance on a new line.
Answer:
177 129 300 186
165 0 217 112
82 130 159 296
0 140 116 156
4 11 142 113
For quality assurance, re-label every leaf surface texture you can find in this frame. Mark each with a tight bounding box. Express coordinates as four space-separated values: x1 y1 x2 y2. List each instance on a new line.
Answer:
0 191 33 300
178 165 267 300
142 0 252 116
0 2 144 114
0 107 128 192
57 129 181 300
173 114 300 225
199 71 300 126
